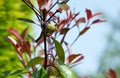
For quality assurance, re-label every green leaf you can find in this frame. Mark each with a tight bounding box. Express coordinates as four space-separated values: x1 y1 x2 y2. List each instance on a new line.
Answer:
52 38 65 63
27 57 44 68
56 65 77 78
17 18 35 23
2 70 12 76
32 67 47 78
56 59 64 65
10 70 23 75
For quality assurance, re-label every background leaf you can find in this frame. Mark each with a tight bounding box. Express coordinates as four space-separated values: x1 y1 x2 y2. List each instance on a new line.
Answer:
10 70 23 76
108 69 117 78
2 70 12 76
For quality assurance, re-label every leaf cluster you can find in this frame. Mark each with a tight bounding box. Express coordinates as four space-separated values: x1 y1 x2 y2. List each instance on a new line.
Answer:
4 0 107 78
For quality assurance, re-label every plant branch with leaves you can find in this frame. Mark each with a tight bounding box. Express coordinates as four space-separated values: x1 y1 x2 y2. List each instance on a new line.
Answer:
3 0 108 78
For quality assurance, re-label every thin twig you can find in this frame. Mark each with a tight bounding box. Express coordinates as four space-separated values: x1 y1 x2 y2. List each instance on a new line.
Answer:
47 0 59 13
43 25 47 69
46 10 58 23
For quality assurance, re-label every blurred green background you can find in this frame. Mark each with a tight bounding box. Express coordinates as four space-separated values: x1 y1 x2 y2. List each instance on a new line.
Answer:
0 0 32 74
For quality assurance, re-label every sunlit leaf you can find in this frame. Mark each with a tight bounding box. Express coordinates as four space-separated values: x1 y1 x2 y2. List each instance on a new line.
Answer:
92 12 103 18
86 8 92 20
56 65 77 78
27 57 44 68
6 36 23 54
60 28 70 35
17 18 35 24
6 36 17 47
7 28 22 40
91 18 106 25
58 3 69 11
53 38 65 62
67 54 82 63
71 55 84 64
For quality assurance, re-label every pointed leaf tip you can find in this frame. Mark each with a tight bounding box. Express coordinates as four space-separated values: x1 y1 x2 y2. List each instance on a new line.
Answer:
86 8 92 20
91 18 106 25
17 18 35 24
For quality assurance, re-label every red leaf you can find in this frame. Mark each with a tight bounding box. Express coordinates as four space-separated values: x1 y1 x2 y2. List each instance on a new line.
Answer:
92 12 103 18
35 37 44 47
66 10 72 20
73 17 86 26
24 42 31 56
21 27 29 40
72 12 80 20
108 69 117 78
91 18 106 25
67 54 84 64
6 36 17 48
79 27 90 36
37 0 50 9
7 28 22 40
59 19 68 26
86 8 92 20
37 0 45 8
6 36 22 55
57 19 69 31
71 55 84 64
